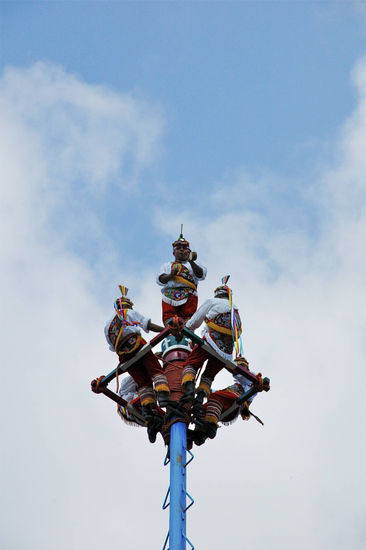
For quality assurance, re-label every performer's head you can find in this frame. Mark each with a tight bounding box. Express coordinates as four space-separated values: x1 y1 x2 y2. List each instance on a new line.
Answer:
172 232 190 262
114 285 133 311
115 296 133 310
214 285 230 299
214 275 231 299
235 356 249 369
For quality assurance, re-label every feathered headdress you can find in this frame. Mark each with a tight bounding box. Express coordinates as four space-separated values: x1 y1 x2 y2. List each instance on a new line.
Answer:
114 285 133 319
214 275 231 297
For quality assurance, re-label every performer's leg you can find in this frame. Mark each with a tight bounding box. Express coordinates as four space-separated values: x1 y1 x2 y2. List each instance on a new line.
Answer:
204 395 224 426
162 295 198 324
118 348 164 439
119 355 154 407
181 345 208 386
196 392 230 440
142 351 170 392
179 294 198 322
180 345 208 403
197 357 224 397
162 301 177 325
139 398 165 444
126 374 164 442
127 365 156 407
204 388 243 438
142 350 171 406
191 401 214 445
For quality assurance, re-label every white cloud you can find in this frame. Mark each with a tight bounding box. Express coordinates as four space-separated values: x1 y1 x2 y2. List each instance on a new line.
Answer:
1 55 366 550
0 62 166 550
0 62 164 277
0 62 163 188
152 61 366 550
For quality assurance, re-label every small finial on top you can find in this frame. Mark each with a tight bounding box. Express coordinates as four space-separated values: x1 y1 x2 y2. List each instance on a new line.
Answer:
172 224 190 248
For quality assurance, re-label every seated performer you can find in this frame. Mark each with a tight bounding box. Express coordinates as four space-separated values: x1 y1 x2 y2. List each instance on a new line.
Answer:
180 278 242 403
157 229 207 325
105 285 170 427
192 363 256 444
117 375 165 443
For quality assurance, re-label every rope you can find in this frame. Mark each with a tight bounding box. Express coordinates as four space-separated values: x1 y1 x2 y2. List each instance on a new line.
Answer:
116 364 120 413
162 357 202 389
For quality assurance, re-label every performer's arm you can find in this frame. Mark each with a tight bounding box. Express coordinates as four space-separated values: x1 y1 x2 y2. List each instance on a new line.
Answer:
189 259 203 279
104 316 116 351
157 262 175 285
132 310 162 333
185 299 212 331
188 255 207 280
158 272 173 284
147 320 165 333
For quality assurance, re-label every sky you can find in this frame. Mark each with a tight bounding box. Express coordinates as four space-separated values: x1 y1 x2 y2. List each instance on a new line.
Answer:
1 2 366 549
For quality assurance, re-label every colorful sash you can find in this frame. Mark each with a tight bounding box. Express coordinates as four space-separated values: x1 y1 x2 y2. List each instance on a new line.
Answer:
107 313 142 352
171 262 197 291
205 310 241 355
107 315 123 348
205 310 240 335
163 286 195 305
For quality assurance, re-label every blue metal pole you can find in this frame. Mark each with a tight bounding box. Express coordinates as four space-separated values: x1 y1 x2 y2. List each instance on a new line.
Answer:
169 421 187 550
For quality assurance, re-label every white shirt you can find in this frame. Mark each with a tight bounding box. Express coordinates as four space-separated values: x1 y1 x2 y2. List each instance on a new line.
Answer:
104 308 150 352
118 375 139 402
210 374 255 405
118 375 140 422
156 261 207 294
185 297 238 360
234 374 255 404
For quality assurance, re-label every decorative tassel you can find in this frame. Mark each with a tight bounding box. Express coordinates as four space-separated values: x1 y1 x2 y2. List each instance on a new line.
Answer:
117 406 145 427
221 414 240 426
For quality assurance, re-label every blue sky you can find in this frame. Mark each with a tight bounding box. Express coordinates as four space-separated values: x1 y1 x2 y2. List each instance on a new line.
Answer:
2 3 366 274
3 2 364 180
1 3 366 550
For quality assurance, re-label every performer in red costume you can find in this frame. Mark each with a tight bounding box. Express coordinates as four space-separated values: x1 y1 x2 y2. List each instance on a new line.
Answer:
105 286 171 428
157 230 207 325
180 282 242 403
116 375 166 443
192 361 256 443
